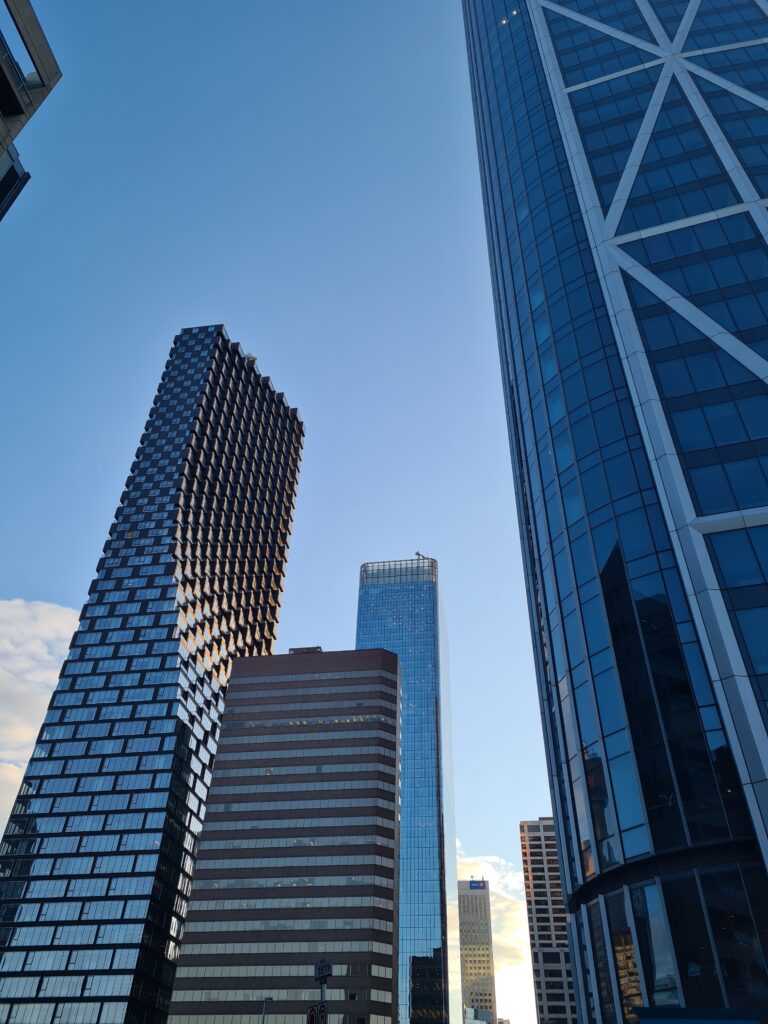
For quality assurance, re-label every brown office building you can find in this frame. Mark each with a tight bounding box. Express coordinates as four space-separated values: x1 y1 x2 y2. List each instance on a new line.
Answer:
169 647 400 1024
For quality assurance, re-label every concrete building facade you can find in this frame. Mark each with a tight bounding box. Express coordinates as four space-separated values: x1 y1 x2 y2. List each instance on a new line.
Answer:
458 880 496 1024
520 819 577 1024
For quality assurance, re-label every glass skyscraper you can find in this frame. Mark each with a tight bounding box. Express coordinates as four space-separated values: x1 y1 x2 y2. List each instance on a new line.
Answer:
463 1 768 1020
356 558 460 1024
0 325 303 1024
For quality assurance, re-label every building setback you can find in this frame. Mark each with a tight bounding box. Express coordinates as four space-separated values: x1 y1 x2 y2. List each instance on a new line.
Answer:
520 820 576 1024
0 0 60 219
457 880 496 1023
356 557 460 1024
0 325 303 1024
463 0 768 1019
168 647 400 1024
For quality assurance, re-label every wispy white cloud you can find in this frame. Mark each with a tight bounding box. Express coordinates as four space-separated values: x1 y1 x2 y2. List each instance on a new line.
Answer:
0 598 79 834
457 841 535 1024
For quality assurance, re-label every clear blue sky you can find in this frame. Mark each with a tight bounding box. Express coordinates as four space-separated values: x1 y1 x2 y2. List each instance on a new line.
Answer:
0 0 549 897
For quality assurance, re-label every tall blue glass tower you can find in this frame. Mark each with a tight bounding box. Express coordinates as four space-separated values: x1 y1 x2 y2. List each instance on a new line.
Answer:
463 1 768 1020
356 558 460 1024
0 326 303 1024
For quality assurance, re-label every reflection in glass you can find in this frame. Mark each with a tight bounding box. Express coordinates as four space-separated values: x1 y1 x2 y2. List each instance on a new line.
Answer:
631 882 679 1007
605 893 642 1023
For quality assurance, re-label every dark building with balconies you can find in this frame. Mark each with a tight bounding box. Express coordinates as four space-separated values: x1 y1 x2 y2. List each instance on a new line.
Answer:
0 325 303 1024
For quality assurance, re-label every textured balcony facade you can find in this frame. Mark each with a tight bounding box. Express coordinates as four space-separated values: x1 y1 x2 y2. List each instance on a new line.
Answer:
0 325 303 1024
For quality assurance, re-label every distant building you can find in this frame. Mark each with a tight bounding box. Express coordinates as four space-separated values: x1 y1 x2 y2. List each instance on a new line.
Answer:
458 880 496 1023
356 556 460 1024
0 0 60 219
169 647 401 1024
463 1010 492 1024
520 819 577 1024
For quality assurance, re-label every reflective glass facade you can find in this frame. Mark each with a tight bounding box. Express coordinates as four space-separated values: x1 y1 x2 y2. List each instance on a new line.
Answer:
356 559 460 1024
168 648 400 1024
0 326 303 1024
463 1 768 1020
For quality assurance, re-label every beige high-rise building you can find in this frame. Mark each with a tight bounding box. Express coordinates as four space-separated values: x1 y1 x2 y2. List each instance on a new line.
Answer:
458 879 497 1023
520 818 577 1024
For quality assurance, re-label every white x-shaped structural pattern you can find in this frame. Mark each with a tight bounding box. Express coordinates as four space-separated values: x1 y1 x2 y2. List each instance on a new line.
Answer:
522 0 768 813
523 0 768 522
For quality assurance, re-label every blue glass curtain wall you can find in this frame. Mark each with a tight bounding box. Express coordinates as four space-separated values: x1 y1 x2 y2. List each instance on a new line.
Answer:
462 0 768 1020
356 559 460 1024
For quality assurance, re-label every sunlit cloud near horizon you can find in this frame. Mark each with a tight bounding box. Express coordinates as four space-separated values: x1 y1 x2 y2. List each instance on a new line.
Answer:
457 842 535 1021
0 598 79 832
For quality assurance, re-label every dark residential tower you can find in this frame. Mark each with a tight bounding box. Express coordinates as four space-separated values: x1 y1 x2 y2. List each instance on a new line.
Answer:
0 0 60 220
463 0 768 1020
0 326 303 1024
356 558 460 1024
168 647 400 1024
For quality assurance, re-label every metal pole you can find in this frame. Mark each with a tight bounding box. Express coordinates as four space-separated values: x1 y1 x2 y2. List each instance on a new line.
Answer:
262 995 272 1024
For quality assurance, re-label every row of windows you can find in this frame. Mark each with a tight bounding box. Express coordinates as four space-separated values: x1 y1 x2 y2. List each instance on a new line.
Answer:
41 718 176 742
210 782 397 798
190 895 394 911
168 1015 392 1024
223 699 396 716
207 798 396 814
176 964 393 980
192 874 393 890
198 834 394 851
0 946 137 974
201 817 395 834
171 988 392 1004
2 829 161 857
10 852 158 878
225 670 399 687
218 730 396 748
183 917 394 934
0 1001 128 1024
179 940 393 956
13 789 168 813
216 746 396 763
4 921 145 948
2 897 149 923
226 715 396 731
0 974 131 1000
0 873 153 902
24 752 174 777
213 764 396 781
